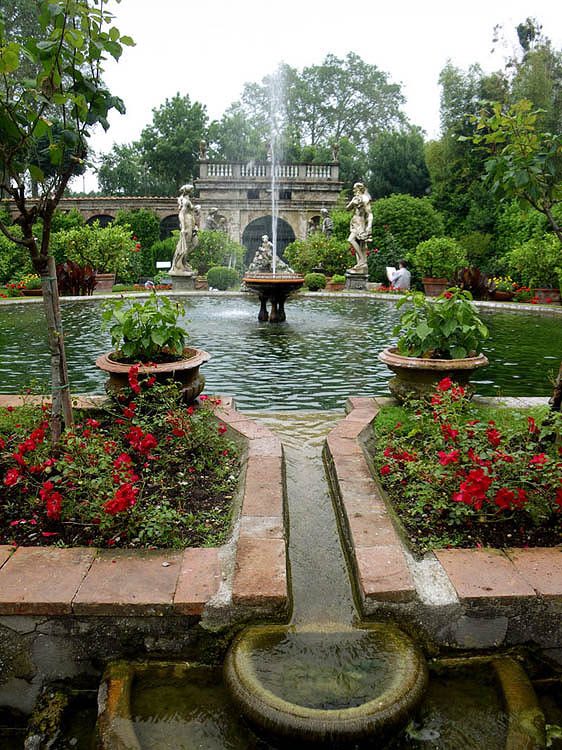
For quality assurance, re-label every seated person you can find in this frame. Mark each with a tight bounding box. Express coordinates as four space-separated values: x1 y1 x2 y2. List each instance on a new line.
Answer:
391 260 411 290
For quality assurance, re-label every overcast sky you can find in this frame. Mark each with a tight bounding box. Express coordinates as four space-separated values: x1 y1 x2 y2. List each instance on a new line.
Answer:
79 0 562 191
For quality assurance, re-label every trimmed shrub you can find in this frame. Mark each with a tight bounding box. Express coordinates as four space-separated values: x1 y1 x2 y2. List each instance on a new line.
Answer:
330 274 345 284
284 234 350 276
206 266 239 290
367 227 407 283
114 209 160 277
191 231 245 276
0 227 33 283
371 194 444 254
304 272 327 291
412 237 467 279
507 235 562 290
151 235 177 265
49 222 138 279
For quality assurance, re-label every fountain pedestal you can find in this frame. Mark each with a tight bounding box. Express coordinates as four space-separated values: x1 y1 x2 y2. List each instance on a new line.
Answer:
170 271 196 291
243 274 305 322
345 270 369 291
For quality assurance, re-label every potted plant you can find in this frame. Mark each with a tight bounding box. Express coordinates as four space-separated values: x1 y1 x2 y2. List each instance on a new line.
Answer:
96 292 210 403
412 237 468 297
327 273 346 291
20 273 43 296
489 276 517 301
378 288 489 400
507 235 562 305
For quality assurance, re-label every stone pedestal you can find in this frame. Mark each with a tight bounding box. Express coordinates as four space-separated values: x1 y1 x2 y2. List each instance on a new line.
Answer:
170 272 196 291
344 271 369 291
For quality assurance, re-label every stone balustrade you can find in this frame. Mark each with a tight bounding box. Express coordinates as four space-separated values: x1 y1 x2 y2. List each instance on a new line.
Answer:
200 161 339 180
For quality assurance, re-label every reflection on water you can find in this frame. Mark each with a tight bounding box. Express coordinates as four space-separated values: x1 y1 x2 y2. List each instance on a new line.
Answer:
126 662 507 750
0 296 560 409
249 629 395 709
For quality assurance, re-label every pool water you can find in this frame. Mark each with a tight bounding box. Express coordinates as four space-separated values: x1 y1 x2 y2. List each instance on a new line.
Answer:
0 296 560 409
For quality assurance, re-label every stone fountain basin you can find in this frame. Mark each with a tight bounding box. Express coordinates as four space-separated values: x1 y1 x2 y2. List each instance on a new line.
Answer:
223 622 428 744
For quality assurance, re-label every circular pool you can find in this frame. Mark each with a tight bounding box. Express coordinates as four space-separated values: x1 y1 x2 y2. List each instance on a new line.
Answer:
0 295 560 409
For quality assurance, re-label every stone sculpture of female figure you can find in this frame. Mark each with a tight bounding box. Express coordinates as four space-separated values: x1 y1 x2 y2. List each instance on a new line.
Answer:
171 184 198 273
346 182 372 273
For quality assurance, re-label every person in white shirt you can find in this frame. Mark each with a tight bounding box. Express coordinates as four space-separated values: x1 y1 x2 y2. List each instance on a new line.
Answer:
391 260 411 290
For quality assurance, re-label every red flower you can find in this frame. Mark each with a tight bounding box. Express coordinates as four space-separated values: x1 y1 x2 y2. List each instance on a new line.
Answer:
529 453 548 466
486 426 502 448
527 416 537 433
443 291 452 299
218 423 227 435
439 449 460 466
452 467 492 510
437 377 452 391
451 385 465 401
39 480 63 519
103 483 138 515
380 464 391 476
494 487 515 511
441 423 458 443
4 467 20 486
86 418 100 428
555 487 562 508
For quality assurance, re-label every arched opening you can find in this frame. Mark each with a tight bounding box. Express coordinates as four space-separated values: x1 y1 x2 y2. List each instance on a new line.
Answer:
242 216 295 267
160 214 179 239
85 214 114 228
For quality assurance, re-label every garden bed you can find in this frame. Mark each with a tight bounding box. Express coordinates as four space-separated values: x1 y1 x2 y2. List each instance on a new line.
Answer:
0 382 240 550
370 383 562 555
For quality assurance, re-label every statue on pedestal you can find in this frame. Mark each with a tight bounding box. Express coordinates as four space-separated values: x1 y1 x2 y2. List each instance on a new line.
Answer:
247 235 293 274
171 184 198 276
321 208 334 238
204 207 220 231
346 182 372 274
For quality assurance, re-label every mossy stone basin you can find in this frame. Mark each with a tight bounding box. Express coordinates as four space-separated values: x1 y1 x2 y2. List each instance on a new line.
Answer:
224 622 428 744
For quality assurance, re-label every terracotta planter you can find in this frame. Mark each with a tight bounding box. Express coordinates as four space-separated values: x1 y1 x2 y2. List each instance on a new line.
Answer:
491 290 514 302
94 273 116 293
326 282 345 292
533 288 561 305
95 347 210 404
378 347 489 402
422 278 449 297
195 277 209 291
21 289 43 296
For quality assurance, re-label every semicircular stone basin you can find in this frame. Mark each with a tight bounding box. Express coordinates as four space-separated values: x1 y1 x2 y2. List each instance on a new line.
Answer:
224 622 428 744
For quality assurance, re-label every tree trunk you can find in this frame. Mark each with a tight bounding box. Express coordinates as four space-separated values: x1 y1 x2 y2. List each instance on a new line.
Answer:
40 255 74 444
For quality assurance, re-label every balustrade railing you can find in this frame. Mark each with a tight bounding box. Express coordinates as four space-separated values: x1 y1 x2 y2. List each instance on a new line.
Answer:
201 162 336 180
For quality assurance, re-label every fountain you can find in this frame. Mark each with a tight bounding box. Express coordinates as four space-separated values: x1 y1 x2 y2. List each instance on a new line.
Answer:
243 69 305 321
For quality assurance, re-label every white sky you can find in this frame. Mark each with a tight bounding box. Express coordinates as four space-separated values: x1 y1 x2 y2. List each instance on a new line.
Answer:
79 0 562 191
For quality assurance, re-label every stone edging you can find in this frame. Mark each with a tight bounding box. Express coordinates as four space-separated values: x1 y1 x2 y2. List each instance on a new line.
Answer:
324 396 562 649
0 398 288 620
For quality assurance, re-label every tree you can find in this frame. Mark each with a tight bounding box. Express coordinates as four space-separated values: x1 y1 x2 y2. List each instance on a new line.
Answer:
471 99 562 243
366 128 430 199
0 0 132 441
138 93 207 195
97 142 146 195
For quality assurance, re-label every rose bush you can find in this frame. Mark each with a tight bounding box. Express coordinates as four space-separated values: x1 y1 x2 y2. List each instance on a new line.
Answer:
373 379 562 552
0 377 239 548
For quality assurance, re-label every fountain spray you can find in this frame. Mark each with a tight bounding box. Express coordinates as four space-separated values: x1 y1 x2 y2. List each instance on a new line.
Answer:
269 66 285 276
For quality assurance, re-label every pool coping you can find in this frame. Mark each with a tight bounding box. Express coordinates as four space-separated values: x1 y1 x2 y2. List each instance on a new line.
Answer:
324 395 562 648
1 288 561 317
0 397 289 620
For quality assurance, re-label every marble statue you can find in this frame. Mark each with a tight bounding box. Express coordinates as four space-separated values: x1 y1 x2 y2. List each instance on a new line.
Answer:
346 182 372 274
321 208 334 238
171 184 198 274
199 140 207 160
246 234 293 274
204 207 219 231
332 142 339 162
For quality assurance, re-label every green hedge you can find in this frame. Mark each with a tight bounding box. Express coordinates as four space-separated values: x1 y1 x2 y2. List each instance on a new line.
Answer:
206 266 239 290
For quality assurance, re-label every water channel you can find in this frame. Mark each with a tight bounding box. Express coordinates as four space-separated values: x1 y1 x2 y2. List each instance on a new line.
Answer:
0 295 561 407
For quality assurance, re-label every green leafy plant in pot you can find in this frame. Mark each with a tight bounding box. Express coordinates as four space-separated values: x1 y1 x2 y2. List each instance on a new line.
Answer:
378 288 489 401
412 237 467 297
96 292 210 402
